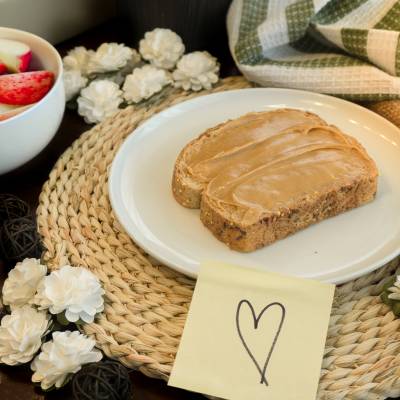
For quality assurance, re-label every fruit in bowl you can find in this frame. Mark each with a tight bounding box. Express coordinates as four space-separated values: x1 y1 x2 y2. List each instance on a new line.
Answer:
0 39 54 121
0 38 32 72
0 27 65 175
0 103 34 122
0 70 54 105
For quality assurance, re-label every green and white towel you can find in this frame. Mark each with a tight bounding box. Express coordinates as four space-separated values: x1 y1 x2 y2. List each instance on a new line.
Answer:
227 0 400 100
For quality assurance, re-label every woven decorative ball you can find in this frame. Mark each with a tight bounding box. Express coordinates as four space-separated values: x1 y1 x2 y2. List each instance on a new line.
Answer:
72 361 132 400
0 193 30 221
0 216 42 263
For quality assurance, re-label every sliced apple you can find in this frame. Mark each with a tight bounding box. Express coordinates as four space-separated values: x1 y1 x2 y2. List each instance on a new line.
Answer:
0 103 18 113
0 38 32 73
0 70 54 105
0 103 34 121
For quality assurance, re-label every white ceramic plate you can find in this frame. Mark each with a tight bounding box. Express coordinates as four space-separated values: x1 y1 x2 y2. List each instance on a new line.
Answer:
109 88 400 284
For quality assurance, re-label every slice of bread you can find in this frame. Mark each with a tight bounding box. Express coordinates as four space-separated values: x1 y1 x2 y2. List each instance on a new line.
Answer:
172 109 327 209
172 109 378 252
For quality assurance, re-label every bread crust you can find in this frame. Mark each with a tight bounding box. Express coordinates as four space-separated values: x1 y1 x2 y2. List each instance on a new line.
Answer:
172 153 204 208
200 175 377 252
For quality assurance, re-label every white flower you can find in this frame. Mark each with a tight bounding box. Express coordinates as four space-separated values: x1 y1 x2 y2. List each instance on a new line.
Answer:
97 50 142 86
33 265 104 323
0 306 50 366
388 276 400 300
123 49 141 72
173 51 219 91
2 258 46 310
139 28 184 69
77 80 122 124
63 70 88 101
123 65 172 103
31 331 102 390
63 46 94 76
87 43 134 74
116 49 142 79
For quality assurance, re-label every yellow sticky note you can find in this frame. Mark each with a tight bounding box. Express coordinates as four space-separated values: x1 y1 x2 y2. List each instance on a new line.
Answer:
168 261 335 400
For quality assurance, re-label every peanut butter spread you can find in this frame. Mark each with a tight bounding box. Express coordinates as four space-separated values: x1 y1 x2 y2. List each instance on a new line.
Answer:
185 110 376 224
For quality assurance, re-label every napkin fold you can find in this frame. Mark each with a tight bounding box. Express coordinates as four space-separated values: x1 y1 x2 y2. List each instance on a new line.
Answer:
227 0 400 100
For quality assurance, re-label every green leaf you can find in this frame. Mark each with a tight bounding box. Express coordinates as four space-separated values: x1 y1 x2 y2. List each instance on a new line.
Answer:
56 312 70 326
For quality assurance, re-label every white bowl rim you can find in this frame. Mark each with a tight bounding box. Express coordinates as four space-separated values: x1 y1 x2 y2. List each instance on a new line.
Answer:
0 26 63 125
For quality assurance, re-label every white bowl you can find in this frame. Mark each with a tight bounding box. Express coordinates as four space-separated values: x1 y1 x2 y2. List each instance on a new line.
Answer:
0 27 65 174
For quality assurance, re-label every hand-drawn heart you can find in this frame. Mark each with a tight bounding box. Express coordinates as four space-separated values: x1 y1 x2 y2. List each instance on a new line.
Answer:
236 299 286 386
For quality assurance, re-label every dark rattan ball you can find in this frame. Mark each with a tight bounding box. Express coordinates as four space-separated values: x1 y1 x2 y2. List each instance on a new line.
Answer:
0 193 30 221
0 216 42 263
72 361 132 400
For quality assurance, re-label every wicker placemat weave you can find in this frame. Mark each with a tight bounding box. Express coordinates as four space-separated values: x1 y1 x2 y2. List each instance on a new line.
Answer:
37 76 400 400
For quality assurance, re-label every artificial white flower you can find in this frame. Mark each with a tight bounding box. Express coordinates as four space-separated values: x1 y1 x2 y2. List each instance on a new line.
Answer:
173 51 219 91
117 49 142 77
123 65 172 103
2 258 46 310
87 43 134 74
31 331 102 390
388 276 400 300
98 50 142 86
0 306 50 365
63 70 88 101
63 46 94 76
123 49 141 72
33 265 104 323
77 80 123 124
139 28 184 69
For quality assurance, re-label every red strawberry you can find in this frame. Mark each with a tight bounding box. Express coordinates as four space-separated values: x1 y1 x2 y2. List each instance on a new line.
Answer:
0 63 6 74
0 70 54 105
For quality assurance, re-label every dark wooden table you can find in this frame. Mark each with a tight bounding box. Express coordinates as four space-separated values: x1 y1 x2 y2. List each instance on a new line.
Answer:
0 18 237 400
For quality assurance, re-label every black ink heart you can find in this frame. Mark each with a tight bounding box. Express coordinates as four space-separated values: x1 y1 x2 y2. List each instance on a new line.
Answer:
236 299 286 386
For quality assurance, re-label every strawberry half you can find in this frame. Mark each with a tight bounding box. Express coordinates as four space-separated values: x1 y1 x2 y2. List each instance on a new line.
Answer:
0 70 54 105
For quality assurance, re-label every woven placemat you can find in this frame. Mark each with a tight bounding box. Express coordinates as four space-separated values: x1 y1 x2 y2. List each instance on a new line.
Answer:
37 76 400 400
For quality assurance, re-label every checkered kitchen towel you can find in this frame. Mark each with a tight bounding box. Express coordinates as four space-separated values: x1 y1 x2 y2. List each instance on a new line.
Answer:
227 0 400 100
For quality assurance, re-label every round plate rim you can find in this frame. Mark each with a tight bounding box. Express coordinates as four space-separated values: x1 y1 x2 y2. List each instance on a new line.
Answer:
109 87 400 284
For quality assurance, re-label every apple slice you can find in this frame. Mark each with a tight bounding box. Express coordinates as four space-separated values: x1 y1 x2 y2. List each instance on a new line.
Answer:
0 70 54 105
0 38 32 73
0 103 18 113
0 103 34 121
